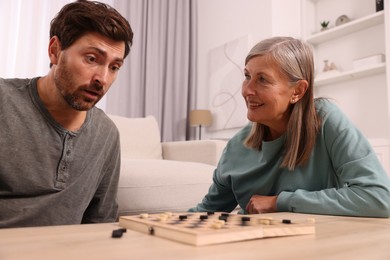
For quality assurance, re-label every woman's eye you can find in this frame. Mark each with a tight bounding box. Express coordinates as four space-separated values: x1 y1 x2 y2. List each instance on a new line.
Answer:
244 74 250 80
258 76 267 83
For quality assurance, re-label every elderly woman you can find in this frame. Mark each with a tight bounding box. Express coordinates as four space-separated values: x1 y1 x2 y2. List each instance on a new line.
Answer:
190 36 390 217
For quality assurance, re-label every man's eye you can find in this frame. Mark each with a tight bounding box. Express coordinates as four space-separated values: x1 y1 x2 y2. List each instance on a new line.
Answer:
111 65 121 72
86 55 96 63
244 74 250 80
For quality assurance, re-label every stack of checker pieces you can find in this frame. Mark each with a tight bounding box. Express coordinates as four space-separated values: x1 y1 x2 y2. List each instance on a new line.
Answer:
119 212 315 246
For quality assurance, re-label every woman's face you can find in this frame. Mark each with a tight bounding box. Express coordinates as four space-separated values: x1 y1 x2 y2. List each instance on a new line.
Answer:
242 55 296 138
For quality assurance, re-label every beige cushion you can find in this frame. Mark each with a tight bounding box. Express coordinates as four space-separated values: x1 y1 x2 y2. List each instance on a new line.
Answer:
109 115 162 159
117 158 214 215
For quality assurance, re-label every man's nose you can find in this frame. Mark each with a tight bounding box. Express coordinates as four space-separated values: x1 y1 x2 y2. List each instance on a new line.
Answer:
93 66 109 87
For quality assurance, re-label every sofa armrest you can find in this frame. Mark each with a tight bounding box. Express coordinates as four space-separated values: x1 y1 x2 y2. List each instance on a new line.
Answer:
162 140 227 166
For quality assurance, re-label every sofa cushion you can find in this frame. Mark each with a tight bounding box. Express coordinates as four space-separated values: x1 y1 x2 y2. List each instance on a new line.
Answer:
108 115 162 159
117 158 214 215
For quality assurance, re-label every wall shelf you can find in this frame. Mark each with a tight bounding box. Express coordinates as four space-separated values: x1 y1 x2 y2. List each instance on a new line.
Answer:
306 11 384 45
302 0 390 164
315 62 386 86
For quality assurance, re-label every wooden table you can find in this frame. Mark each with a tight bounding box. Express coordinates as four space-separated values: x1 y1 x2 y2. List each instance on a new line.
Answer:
1 212 390 259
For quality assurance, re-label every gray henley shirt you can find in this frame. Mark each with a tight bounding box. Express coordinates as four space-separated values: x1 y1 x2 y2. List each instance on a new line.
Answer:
0 77 121 228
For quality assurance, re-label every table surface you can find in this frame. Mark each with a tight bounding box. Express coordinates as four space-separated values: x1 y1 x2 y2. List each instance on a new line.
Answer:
1 212 390 260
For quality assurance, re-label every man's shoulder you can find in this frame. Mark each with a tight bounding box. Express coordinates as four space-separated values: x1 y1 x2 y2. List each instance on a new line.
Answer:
0 78 34 107
0 78 31 89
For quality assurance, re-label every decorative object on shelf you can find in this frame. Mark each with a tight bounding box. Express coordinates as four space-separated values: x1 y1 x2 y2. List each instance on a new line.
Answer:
189 109 212 140
353 54 386 69
322 60 338 72
335 15 350 26
305 0 386 89
316 59 341 82
320 20 330 31
376 0 384 12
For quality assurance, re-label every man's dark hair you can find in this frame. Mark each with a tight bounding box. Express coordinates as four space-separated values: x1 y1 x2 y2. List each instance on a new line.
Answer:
50 0 133 59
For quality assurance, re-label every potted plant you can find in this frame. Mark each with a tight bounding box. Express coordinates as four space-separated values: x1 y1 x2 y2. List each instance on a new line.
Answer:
320 20 330 31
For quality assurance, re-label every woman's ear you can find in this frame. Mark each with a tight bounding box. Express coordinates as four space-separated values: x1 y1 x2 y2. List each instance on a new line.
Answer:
291 80 308 104
48 36 61 66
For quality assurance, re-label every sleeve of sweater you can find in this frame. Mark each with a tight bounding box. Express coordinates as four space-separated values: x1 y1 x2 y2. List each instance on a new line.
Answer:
277 100 390 217
188 145 238 213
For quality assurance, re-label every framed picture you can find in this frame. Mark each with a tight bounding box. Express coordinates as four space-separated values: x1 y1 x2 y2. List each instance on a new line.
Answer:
207 36 249 131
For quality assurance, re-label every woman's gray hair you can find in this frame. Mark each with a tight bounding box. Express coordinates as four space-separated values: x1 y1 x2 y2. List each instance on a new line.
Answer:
245 36 314 87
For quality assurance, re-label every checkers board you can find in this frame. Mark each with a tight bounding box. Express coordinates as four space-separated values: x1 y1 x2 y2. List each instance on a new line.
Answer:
119 212 315 246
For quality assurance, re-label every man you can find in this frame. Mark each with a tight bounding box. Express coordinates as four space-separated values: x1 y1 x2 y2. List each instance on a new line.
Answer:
0 0 133 227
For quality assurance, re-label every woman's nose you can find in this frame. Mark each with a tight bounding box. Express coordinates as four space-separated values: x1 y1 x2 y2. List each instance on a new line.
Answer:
242 80 256 96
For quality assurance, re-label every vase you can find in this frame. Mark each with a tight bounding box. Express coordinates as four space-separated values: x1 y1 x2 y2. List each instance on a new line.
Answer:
376 0 384 12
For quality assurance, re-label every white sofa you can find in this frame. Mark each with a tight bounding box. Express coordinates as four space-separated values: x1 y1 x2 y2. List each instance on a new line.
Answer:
108 115 227 216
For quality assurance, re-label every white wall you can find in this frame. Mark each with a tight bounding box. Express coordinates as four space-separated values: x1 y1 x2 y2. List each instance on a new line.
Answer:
197 0 301 140
271 0 301 38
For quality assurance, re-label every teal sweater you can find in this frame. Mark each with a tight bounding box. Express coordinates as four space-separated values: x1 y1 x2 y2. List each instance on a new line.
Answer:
190 99 390 217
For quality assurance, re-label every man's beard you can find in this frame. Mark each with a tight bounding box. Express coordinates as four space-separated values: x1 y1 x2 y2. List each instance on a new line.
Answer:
63 92 96 111
54 57 103 111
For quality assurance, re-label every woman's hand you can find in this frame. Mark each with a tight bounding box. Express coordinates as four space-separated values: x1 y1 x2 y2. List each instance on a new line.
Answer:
246 195 278 214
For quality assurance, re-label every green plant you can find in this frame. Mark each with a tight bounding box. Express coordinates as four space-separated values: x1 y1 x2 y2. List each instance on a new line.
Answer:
320 20 330 28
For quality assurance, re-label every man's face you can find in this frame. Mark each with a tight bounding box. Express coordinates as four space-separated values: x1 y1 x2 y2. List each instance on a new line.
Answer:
52 32 125 111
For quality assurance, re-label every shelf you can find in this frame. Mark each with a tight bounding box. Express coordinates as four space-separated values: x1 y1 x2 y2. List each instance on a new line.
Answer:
306 11 384 45
315 62 386 86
